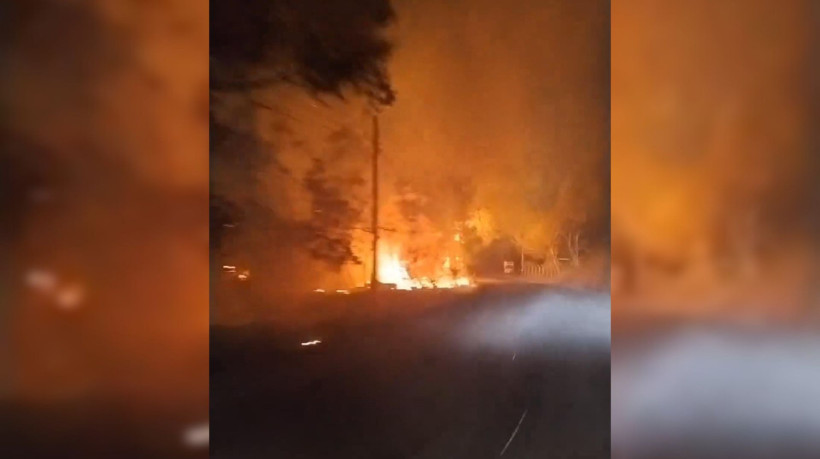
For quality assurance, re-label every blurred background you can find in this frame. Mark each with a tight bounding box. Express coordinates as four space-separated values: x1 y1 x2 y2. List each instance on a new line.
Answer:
612 1 820 458
0 0 208 457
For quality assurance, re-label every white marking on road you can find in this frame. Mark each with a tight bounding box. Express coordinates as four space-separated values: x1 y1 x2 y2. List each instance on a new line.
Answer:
512 353 516 361
499 409 528 456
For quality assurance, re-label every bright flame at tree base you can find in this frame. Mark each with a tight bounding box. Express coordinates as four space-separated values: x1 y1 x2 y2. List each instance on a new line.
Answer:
313 241 474 294
369 243 472 291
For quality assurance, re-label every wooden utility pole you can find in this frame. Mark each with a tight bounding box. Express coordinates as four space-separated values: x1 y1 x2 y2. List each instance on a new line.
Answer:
370 113 380 289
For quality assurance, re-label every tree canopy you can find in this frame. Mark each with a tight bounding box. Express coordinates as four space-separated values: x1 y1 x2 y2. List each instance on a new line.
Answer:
210 0 396 105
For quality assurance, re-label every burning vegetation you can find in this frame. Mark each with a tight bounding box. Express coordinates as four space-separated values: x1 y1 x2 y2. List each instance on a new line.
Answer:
372 241 472 290
210 0 610 321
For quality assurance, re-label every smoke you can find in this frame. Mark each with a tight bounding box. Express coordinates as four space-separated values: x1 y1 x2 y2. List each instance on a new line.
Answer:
455 290 611 356
383 0 610 252
614 328 820 458
210 0 610 313
207 0 611 327
209 0 397 318
612 4 820 457
612 0 820 316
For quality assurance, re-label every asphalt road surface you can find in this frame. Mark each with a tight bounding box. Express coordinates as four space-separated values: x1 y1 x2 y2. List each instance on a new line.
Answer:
211 284 611 458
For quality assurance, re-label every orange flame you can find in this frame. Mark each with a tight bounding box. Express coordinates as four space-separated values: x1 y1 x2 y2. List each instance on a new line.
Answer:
374 242 471 290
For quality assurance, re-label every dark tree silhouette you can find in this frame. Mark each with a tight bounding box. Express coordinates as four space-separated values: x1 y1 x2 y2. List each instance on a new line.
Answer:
303 159 363 268
210 0 396 268
210 0 396 105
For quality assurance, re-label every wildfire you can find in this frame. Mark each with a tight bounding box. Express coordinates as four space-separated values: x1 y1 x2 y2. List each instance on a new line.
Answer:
374 243 471 290
313 240 473 294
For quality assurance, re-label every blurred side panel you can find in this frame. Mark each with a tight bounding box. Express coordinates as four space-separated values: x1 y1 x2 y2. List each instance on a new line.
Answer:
613 1 820 458
0 0 209 457
613 0 819 319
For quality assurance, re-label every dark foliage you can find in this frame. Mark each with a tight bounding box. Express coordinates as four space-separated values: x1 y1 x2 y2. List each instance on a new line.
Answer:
302 159 362 268
210 0 396 105
210 0 396 265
